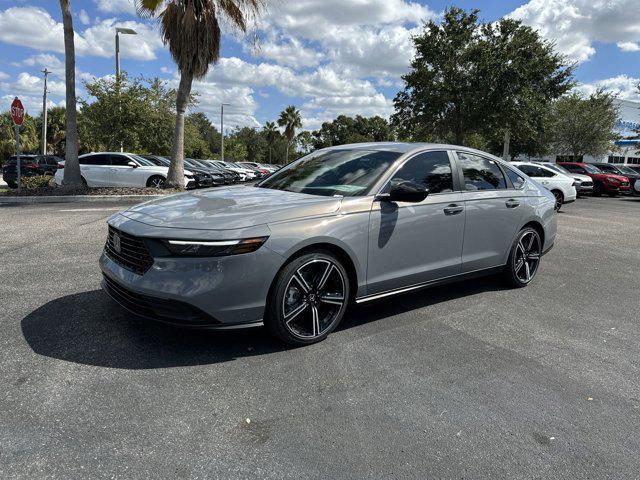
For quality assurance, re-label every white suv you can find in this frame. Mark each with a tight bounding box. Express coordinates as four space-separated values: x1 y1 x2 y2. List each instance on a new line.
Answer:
512 162 576 211
55 152 195 189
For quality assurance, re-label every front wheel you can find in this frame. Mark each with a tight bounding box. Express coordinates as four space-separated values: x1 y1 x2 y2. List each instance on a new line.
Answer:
504 228 542 288
265 251 350 346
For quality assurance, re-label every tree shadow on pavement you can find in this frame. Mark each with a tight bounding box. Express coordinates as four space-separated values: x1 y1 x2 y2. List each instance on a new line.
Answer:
22 276 509 369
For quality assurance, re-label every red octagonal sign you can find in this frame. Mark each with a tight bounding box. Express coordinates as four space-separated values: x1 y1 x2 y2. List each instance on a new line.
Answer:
11 97 25 126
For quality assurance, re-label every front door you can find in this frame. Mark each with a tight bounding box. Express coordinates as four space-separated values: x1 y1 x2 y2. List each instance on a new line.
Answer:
455 151 525 272
367 150 465 295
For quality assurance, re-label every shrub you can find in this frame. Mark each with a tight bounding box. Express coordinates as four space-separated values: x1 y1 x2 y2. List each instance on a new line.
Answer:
21 175 54 190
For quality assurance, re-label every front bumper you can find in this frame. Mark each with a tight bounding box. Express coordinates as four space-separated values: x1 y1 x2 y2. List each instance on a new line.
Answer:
99 216 283 327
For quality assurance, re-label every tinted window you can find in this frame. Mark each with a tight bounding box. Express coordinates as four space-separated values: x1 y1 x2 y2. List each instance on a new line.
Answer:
457 152 507 191
595 164 616 173
517 164 555 178
561 164 583 174
505 168 526 189
46 156 61 166
80 154 111 166
259 149 402 197
389 151 453 194
111 155 132 166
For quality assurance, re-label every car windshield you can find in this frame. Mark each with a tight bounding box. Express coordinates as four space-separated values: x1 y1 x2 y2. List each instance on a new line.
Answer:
583 164 601 174
131 155 155 167
543 163 571 175
616 165 636 175
257 149 401 197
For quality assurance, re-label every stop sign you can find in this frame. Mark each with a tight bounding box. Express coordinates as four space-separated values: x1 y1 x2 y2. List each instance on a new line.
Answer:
11 97 24 126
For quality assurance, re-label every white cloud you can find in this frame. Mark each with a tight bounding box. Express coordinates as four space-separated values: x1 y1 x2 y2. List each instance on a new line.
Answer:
16 53 65 73
617 41 640 52
0 7 162 61
0 71 8 81
508 0 640 63
79 9 91 26
94 0 136 16
0 72 66 98
574 75 640 101
254 36 324 68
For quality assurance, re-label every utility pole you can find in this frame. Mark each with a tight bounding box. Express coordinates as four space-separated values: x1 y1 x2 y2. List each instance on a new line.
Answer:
41 68 50 155
114 27 137 152
220 103 230 162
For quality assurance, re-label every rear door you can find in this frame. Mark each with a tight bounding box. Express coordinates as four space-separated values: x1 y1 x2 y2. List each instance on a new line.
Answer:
367 150 465 294
80 154 112 186
109 154 140 187
455 151 526 272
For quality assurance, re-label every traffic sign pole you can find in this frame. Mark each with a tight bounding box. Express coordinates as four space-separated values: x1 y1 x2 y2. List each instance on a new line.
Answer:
15 124 21 194
10 97 25 193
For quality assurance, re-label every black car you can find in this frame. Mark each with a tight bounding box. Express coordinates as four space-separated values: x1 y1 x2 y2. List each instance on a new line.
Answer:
592 163 640 193
2 154 62 188
140 155 220 188
188 159 239 184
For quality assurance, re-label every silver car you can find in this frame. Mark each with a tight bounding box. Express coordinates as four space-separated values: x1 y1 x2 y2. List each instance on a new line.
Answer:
101 143 557 345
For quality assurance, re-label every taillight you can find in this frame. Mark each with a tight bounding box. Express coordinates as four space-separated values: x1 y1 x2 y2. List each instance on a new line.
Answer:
24 163 39 169
57 163 64 169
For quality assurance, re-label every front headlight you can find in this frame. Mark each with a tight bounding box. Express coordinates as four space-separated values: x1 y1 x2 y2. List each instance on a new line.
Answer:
164 237 269 257
606 177 619 184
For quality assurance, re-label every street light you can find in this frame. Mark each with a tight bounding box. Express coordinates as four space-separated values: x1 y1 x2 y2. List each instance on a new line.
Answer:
221 103 231 162
115 27 137 81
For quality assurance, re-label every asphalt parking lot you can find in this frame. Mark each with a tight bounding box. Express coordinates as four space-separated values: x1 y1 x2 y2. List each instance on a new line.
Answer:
1 195 639 479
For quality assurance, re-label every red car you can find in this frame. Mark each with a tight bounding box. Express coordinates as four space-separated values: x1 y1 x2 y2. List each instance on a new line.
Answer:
558 162 630 196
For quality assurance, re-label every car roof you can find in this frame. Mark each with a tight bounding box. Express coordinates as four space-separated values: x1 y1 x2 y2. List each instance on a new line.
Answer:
322 142 504 160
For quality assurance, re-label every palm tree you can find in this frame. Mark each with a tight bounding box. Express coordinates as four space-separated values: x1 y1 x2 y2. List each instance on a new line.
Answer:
263 121 278 163
137 0 264 188
59 0 82 186
277 105 302 164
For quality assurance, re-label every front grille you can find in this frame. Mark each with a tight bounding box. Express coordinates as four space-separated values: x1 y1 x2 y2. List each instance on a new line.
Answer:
581 181 593 187
105 226 154 275
102 274 217 325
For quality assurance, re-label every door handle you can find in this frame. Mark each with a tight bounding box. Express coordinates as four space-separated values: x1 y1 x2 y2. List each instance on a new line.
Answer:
443 204 464 215
505 199 520 208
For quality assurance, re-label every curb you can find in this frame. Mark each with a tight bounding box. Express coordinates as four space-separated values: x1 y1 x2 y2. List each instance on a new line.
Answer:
0 195 164 205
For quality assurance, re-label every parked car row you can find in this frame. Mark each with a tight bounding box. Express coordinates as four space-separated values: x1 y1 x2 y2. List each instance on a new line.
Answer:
48 152 280 190
507 160 639 211
1 154 63 188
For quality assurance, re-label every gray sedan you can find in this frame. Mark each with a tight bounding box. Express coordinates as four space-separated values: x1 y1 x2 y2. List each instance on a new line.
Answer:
100 143 557 345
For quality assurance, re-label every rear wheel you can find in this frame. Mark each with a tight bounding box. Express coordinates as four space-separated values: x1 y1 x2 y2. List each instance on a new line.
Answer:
265 250 350 346
551 190 563 211
504 227 542 288
146 175 166 189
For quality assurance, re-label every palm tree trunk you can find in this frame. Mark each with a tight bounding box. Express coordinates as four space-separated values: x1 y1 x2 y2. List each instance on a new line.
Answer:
167 72 193 188
59 0 81 187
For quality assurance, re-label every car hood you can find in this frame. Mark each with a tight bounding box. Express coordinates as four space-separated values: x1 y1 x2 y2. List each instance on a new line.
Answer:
119 186 342 230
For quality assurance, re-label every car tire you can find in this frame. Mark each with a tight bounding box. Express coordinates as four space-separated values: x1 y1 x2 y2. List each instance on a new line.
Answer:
593 182 604 196
504 227 542 288
551 190 563 211
146 175 166 189
265 250 350 346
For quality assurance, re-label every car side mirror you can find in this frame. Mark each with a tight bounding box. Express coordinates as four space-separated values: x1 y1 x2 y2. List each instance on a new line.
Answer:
127 161 137 168
378 181 429 203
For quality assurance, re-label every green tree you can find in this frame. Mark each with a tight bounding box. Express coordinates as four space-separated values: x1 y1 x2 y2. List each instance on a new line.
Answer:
229 126 267 162
36 106 67 156
263 121 279 163
278 105 302 164
137 0 264 188
312 115 390 148
296 130 314 155
223 137 248 161
551 90 620 159
478 18 573 158
392 7 573 151
59 0 81 185
0 112 39 162
187 111 221 154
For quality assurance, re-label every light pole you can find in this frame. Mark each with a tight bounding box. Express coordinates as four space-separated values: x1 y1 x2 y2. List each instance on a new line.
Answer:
115 27 137 81
115 27 137 152
41 68 50 155
220 103 230 162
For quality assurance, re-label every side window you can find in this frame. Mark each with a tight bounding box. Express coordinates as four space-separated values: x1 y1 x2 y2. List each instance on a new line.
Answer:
111 155 131 166
80 154 111 166
389 151 454 194
505 168 526 189
536 167 556 178
563 164 583 174
457 152 507 191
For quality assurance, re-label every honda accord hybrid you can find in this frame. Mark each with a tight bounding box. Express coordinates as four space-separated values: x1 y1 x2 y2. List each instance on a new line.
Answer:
101 143 557 345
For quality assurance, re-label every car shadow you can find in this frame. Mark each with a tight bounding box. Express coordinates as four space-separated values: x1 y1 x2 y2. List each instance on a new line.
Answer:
22 277 509 369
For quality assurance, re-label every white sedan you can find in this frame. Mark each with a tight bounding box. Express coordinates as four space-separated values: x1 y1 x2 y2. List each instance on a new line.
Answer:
512 161 577 211
55 152 195 189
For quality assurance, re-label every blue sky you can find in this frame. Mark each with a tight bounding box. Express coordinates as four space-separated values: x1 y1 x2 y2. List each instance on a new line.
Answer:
0 0 638 132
